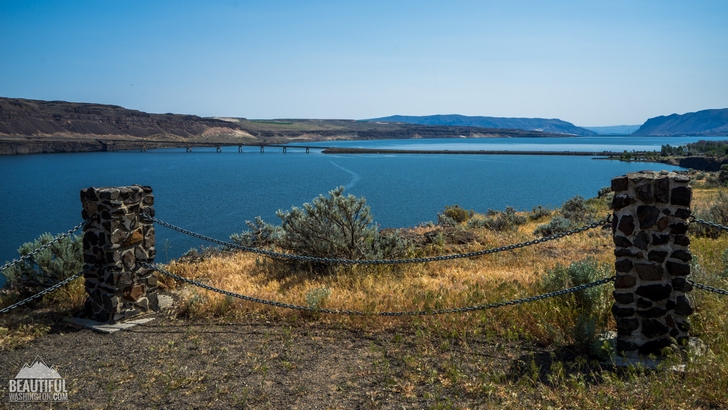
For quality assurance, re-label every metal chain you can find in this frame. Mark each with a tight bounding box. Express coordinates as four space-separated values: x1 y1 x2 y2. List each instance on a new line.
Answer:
144 262 615 316
694 282 728 296
689 216 728 233
0 220 87 273
144 214 610 266
0 269 88 314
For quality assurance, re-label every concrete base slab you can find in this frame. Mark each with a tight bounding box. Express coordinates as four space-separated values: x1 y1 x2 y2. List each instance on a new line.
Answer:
65 316 156 334
599 332 706 371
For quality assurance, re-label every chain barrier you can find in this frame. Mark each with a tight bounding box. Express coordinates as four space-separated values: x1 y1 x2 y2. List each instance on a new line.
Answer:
0 268 88 314
694 282 728 296
689 216 728 234
0 220 87 273
144 262 615 316
143 214 610 266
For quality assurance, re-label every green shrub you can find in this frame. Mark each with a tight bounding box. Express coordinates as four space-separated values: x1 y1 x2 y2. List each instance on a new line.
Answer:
442 204 473 224
2 232 83 299
528 205 551 221
541 257 612 354
560 195 594 223
230 216 283 247
533 216 573 237
270 187 412 274
479 206 527 232
305 287 331 309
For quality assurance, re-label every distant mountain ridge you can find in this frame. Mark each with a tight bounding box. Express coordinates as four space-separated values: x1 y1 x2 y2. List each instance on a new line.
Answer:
632 109 728 136
584 125 641 135
365 114 597 136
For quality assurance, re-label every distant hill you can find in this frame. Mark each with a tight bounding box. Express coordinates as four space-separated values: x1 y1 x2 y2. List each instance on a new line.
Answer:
632 109 728 136
584 125 641 135
365 114 597 136
0 97 567 154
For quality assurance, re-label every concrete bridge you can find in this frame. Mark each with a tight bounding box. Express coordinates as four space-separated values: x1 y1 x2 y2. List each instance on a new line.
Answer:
99 140 330 153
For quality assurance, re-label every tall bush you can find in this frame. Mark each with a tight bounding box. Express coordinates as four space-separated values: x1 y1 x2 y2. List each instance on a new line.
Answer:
2 232 83 298
541 257 612 354
231 187 412 274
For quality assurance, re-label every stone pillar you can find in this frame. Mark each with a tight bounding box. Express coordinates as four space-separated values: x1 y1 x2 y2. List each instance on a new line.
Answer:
80 185 158 322
611 171 694 358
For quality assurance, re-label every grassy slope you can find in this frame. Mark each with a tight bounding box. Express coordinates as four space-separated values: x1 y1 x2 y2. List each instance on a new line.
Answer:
2 183 728 408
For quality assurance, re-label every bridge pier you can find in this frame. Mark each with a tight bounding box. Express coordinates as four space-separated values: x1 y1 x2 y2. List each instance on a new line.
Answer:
238 145 243 153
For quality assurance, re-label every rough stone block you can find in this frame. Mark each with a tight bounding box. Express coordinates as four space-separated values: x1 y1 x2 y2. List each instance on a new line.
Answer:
636 284 672 301
615 274 637 288
670 186 692 206
666 261 690 277
611 176 630 192
618 215 635 235
635 262 664 280
641 319 669 338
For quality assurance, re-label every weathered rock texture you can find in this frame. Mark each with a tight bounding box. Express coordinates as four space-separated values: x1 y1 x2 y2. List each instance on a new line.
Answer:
611 171 694 357
80 186 158 322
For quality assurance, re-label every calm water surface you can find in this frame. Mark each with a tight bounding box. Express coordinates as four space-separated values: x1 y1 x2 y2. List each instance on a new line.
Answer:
1 136 724 285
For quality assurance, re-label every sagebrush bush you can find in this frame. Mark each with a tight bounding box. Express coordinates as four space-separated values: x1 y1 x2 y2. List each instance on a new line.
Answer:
230 216 283 247
2 232 83 298
232 187 412 274
528 205 551 221
560 195 594 223
442 204 473 224
533 216 573 237
481 206 527 232
541 257 612 354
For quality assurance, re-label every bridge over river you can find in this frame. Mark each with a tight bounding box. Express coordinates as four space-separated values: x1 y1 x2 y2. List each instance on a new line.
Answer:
99 139 647 158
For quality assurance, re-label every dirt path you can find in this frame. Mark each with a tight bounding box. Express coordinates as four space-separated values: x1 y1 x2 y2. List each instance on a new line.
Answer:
0 316 550 409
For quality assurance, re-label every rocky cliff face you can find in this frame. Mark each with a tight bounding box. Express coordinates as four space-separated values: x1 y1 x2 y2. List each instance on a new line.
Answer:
0 98 242 139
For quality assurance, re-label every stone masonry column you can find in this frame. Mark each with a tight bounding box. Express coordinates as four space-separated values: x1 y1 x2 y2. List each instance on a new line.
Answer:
80 185 158 322
611 171 694 358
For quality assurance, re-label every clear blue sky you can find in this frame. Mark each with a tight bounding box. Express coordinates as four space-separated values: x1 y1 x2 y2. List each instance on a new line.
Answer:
1 0 727 126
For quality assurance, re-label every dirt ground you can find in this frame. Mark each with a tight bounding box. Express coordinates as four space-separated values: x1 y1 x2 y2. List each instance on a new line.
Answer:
0 314 560 409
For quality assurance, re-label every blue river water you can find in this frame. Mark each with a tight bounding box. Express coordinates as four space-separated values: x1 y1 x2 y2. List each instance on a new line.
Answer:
0 135 725 286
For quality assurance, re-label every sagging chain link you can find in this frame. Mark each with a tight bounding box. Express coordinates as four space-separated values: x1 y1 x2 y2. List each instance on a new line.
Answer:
0 220 87 273
0 268 88 314
694 282 728 296
689 216 728 233
144 262 615 316
143 214 610 266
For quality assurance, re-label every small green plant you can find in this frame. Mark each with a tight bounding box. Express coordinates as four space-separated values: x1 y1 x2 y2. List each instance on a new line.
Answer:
528 205 551 221
305 287 331 309
2 232 83 298
541 257 612 354
441 204 473 224
560 195 594 223
477 207 527 232
533 216 573 236
230 216 283 247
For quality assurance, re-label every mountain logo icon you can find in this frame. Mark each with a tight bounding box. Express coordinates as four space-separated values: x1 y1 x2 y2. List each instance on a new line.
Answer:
14 356 63 379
